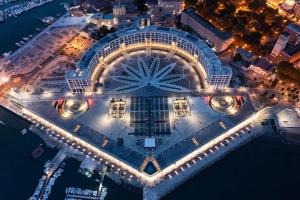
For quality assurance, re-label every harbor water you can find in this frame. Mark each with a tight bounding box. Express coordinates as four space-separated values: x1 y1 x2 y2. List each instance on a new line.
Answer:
1 1 300 199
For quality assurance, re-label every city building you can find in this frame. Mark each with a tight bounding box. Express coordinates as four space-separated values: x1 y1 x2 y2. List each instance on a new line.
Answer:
115 0 134 3
65 68 92 93
276 108 300 135
295 1 300 18
90 13 115 28
284 23 300 45
281 0 296 11
65 26 232 93
270 23 300 63
249 58 274 77
278 43 300 63
267 0 285 7
157 0 184 14
150 7 176 27
113 5 126 17
270 32 290 60
181 8 234 53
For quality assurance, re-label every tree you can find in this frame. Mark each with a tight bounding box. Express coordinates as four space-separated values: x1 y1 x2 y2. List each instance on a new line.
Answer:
91 25 113 40
243 31 262 45
276 61 300 84
134 0 147 12
185 0 197 8
233 53 242 62
249 0 266 10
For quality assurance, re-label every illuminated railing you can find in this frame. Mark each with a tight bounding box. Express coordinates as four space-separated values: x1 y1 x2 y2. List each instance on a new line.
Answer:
21 105 267 187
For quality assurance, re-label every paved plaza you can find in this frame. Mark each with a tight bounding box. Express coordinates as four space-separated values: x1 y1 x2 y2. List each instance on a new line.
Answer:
7 47 256 174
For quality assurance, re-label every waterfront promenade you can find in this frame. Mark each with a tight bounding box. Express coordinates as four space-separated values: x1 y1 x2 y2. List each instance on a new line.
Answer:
0 93 284 199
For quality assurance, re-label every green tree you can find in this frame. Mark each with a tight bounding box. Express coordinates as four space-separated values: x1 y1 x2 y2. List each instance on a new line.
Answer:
134 0 147 12
185 0 197 8
249 0 266 10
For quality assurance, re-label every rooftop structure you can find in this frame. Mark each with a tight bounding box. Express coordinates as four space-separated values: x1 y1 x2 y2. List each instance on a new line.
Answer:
249 58 274 77
181 8 234 53
270 23 300 63
108 99 126 118
172 97 191 117
113 4 126 17
276 108 300 136
90 13 115 28
157 0 185 14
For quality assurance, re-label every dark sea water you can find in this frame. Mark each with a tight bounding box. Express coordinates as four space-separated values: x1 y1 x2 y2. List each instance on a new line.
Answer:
1 2 300 200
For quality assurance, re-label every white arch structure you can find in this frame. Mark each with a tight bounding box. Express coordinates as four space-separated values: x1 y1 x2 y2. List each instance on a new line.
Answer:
65 26 232 93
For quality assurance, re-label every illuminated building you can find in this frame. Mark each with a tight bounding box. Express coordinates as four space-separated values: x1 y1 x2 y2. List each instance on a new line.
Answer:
282 0 296 10
249 59 274 77
113 5 126 17
295 1 300 18
270 32 290 60
90 13 115 28
157 0 184 15
270 23 300 63
267 0 285 7
181 8 234 53
65 26 232 93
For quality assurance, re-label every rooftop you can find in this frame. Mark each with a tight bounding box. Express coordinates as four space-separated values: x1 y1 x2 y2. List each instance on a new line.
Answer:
283 43 300 56
236 48 254 61
251 58 274 72
182 8 233 41
277 108 300 128
286 23 300 33
91 13 113 20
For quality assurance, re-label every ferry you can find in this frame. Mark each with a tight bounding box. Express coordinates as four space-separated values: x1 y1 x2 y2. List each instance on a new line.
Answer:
22 36 30 41
20 128 27 135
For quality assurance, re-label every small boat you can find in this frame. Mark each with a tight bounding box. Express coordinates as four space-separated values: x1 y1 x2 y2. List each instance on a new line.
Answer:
22 37 30 41
20 128 27 135
0 121 5 125
41 16 55 24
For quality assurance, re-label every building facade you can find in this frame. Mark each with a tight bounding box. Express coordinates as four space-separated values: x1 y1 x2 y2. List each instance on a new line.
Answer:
295 1 300 18
267 0 285 7
270 32 290 60
181 8 234 53
270 23 300 64
113 5 126 17
65 26 232 93
90 13 115 28
249 59 274 77
157 0 184 14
